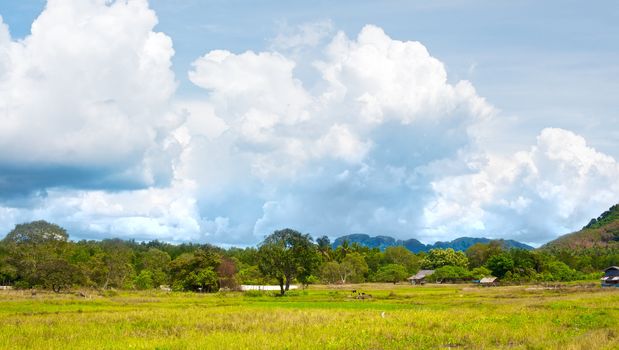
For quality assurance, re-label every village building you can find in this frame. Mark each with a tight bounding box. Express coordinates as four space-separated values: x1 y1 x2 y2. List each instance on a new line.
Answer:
601 266 619 287
479 277 498 287
407 270 435 285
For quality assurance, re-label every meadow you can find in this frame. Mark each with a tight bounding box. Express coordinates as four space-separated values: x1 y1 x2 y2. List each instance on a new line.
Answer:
0 283 617 349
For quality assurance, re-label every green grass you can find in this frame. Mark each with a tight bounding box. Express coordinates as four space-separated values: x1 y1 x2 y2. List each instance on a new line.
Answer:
0 283 617 349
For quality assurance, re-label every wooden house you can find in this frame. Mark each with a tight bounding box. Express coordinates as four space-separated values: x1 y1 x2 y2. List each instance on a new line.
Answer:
601 266 619 287
407 270 435 285
479 277 498 287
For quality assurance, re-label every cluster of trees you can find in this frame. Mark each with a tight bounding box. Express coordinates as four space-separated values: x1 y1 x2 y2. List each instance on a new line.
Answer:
0 221 612 294
0 221 232 293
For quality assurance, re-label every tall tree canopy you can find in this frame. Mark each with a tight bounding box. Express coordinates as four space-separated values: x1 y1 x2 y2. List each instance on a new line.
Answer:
257 229 319 295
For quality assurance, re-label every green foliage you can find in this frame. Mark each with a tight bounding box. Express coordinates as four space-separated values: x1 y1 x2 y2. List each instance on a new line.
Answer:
465 241 505 268
187 267 219 292
421 248 469 269
257 229 319 295
544 261 580 281
169 249 221 292
0 220 612 292
470 266 492 280
340 253 369 283
486 253 514 278
1 221 78 290
134 270 154 290
320 261 342 284
319 253 368 284
428 265 472 283
237 265 270 285
316 235 333 262
3 220 68 245
384 246 420 273
374 264 408 284
544 204 619 252
584 204 619 229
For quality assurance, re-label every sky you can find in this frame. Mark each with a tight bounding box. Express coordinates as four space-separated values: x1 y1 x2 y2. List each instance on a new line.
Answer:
0 0 618 246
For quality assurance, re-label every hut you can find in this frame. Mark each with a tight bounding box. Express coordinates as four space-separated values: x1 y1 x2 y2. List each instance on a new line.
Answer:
407 270 435 285
479 277 498 287
601 266 619 287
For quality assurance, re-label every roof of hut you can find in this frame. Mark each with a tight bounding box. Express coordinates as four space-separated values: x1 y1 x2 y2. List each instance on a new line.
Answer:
407 270 435 280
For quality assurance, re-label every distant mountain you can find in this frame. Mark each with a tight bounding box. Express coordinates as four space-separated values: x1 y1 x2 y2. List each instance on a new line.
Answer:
542 204 619 250
332 234 533 253
431 237 533 251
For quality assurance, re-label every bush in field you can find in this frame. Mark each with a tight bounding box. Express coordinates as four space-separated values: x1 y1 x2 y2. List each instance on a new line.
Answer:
428 265 472 283
545 261 581 281
134 270 154 290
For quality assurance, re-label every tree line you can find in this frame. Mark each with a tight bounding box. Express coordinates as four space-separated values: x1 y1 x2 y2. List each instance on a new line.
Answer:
0 221 614 295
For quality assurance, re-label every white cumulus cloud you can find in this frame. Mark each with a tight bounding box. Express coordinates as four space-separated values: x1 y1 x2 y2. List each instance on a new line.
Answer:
0 6 614 247
0 0 180 191
423 128 619 243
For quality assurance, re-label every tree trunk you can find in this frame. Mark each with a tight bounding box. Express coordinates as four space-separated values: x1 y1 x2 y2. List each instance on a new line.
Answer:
103 271 110 290
278 278 285 296
285 278 290 291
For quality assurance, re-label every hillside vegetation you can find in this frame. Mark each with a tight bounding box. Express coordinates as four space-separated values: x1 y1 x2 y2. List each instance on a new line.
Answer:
543 204 619 250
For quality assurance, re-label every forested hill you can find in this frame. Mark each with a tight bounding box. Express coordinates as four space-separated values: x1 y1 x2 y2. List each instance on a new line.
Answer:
542 204 619 250
332 234 533 253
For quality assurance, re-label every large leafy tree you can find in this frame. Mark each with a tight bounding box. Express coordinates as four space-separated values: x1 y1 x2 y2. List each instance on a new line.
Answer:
3 220 68 244
375 264 409 284
384 246 420 273
2 221 82 291
421 248 469 269
486 253 515 278
99 239 135 289
257 229 319 295
465 241 505 268
169 249 221 292
319 253 369 284
339 252 369 283
140 248 171 287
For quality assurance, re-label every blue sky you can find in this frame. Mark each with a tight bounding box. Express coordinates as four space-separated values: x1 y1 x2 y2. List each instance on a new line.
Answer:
0 0 617 246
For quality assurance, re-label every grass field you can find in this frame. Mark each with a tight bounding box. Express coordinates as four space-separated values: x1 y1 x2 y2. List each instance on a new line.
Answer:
0 283 617 349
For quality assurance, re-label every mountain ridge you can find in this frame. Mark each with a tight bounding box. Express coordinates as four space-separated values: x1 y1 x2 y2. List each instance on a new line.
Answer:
331 233 534 253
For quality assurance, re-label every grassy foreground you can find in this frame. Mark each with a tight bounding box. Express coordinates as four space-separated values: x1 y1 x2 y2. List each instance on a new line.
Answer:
0 283 617 349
